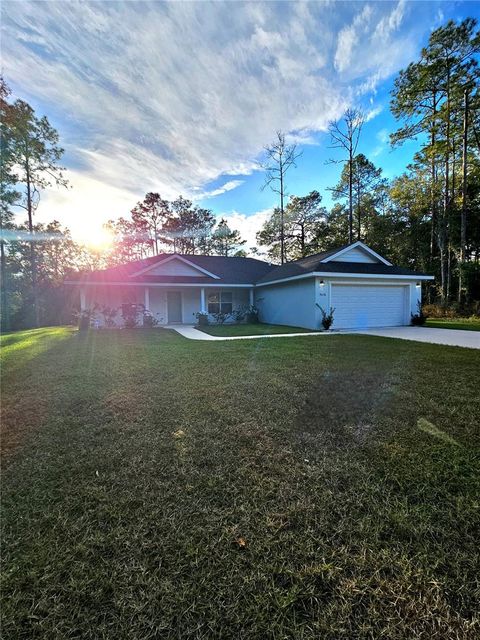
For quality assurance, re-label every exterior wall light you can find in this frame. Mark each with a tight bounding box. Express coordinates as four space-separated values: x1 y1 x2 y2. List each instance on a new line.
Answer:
319 280 325 287
416 282 421 288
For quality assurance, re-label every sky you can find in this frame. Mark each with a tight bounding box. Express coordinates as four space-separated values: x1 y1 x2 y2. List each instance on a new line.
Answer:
2 0 479 252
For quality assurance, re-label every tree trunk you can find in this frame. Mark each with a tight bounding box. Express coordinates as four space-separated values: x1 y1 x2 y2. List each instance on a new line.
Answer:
356 180 361 240
459 87 469 302
26 163 40 327
440 64 451 305
0 237 9 331
429 92 438 304
348 148 353 243
280 162 285 264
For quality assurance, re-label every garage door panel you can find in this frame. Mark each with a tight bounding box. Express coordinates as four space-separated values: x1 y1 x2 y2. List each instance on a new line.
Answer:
331 284 407 329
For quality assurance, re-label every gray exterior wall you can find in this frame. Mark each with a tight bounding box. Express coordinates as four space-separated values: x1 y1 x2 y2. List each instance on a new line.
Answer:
256 278 317 330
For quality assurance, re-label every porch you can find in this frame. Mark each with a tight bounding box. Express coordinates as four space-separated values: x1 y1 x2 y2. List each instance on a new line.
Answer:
79 285 254 327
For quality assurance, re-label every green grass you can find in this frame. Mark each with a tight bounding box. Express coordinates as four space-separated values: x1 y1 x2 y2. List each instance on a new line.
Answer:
198 322 314 336
2 327 480 639
426 317 480 331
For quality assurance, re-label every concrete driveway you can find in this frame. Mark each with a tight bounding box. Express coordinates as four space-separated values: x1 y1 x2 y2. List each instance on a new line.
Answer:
355 326 480 349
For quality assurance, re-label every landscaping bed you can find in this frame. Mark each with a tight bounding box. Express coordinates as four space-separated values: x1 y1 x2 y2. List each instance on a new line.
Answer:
197 322 315 336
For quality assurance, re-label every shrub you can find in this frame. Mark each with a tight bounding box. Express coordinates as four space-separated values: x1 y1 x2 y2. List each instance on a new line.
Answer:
422 302 480 318
411 301 427 326
74 307 97 331
194 311 209 326
232 306 247 323
422 304 450 318
245 305 259 324
121 303 144 329
100 305 118 328
316 305 335 330
212 311 231 325
143 310 158 328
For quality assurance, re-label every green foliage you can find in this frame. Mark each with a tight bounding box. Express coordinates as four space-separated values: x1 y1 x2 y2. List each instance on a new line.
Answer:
142 310 159 328
210 218 246 257
316 304 335 330
121 303 143 329
257 191 326 262
411 301 428 326
100 306 119 328
194 311 209 326
75 308 97 331
211 310 231 324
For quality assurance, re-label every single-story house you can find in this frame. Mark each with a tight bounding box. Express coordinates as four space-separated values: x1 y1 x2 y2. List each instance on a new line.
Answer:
66 241 434 330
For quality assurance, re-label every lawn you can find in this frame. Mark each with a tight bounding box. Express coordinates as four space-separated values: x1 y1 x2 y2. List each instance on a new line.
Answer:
425 317 480 331
2 327 479 639
198 322 314 336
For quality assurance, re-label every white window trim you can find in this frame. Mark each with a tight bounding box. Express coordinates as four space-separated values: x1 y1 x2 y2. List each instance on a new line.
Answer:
207 290 233 314
130 254 220 279
321 241 392 266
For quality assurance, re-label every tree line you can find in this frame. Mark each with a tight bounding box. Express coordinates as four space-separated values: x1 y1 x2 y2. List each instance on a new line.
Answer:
1 18 479 330
258 19 480 307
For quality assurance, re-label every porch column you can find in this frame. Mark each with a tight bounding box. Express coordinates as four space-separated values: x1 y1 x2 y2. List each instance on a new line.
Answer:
80 287 87 311
200 287 206 313
249 288 254 306
144 286 150 310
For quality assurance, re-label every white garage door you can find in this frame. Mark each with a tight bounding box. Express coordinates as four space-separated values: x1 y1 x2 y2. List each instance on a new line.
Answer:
331 284 408 329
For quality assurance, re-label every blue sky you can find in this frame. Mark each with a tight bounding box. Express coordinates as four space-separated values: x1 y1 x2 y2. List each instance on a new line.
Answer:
2 0 479 250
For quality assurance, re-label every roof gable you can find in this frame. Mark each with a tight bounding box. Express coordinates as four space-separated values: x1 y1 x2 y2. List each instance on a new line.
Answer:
131 255 220 279
321 241 391 265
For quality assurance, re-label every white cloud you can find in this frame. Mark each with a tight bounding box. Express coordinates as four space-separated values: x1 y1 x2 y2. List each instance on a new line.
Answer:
335 5 373 73
371 127 391 158
374 0 406 40
219 209 273 253
2 0 430 250
335 0 413 86
195 180 244 200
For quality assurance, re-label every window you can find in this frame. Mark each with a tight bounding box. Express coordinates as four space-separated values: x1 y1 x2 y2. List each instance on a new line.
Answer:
208 291 232 314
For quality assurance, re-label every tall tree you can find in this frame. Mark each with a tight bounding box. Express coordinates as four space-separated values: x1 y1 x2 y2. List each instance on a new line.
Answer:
285 191 326 258
328 109 365 244
210 218 246 257
3 85 68 325
131 192 171 256
0 78 20 330
104 216 151 264
164 197 215 255
257 191 326 262
261 131 301 264
391 18 480 303
330 154 385 240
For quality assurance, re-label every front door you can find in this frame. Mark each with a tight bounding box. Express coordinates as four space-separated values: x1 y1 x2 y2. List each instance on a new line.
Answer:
167 291 182 323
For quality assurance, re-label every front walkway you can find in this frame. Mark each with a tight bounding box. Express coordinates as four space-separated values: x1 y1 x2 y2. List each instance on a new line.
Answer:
166 324 480 348
356 326 480 349
165 325 326 341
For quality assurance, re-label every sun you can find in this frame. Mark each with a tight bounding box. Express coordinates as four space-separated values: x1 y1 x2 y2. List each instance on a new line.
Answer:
77 226 115 251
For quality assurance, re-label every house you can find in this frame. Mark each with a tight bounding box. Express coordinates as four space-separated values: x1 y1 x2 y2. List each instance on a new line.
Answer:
66 241 434 330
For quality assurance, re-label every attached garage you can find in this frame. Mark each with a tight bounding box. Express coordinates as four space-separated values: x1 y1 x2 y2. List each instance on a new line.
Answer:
256 241 434 331
330 284 408 329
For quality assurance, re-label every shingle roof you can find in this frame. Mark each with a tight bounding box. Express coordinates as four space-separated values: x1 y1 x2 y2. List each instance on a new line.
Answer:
67 253 273 285
256 260 430 284
66 244 431 286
